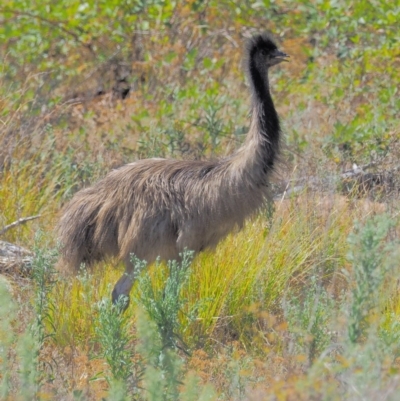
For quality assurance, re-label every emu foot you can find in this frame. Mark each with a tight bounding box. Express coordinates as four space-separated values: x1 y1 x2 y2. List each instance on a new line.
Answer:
111 288 130 312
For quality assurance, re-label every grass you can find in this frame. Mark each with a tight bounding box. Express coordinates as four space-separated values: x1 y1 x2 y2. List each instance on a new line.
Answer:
47 193 356 349
1 0 400 399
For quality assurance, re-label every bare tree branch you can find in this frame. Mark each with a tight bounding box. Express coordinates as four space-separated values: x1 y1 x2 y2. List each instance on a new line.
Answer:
0 215 41 236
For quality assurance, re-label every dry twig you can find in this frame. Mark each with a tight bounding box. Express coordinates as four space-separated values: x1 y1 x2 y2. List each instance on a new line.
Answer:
0 215 41 236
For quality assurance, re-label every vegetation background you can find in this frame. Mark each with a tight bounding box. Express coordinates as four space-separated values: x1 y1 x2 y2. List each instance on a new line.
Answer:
0 0 399 399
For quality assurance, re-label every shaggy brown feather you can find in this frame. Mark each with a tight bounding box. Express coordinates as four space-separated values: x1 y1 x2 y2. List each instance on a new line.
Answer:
57 32 288 305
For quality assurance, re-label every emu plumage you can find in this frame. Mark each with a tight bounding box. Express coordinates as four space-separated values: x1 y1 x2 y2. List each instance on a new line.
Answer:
57 33 289 306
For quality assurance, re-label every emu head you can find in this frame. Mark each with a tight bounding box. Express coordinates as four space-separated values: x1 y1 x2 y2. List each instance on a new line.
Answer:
249 33 289 71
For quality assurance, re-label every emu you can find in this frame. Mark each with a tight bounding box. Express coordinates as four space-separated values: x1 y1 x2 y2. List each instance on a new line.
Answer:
57 33 289 308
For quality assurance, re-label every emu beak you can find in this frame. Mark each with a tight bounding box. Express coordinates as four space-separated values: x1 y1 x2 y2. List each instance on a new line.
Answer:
271 49 290 63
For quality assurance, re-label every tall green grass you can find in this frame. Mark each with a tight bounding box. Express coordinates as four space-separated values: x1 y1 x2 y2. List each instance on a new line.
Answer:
48 194 359 350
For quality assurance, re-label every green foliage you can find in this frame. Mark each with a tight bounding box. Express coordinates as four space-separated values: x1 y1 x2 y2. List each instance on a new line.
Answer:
0 240 58 400
17 329 41 401
345 214 397 344
25 237 58 396
95 295 138 399
95 296 136 383
136 308 216 401
379 313 400 359
134 250 196 353
0 280 16 399
198 95 229 154
106 380 130 401
93 250 214 399
31 234 58 343
284 275 335 365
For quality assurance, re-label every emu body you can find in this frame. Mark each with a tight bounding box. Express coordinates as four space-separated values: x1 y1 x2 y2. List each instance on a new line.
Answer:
57 33 289 306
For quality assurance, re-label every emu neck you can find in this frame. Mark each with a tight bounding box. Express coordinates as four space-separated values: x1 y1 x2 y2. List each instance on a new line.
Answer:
249 66 280 163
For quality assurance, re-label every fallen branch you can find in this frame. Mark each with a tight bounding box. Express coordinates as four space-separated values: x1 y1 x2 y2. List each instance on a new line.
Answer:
0 215 41 236
273 164 399 200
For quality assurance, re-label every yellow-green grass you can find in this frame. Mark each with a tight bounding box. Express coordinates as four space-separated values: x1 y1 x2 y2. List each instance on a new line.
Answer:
0 150 60 244
48 193 383 349
0 136 108 245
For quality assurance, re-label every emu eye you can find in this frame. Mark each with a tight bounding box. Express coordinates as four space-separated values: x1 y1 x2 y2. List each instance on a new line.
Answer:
260 49 267 56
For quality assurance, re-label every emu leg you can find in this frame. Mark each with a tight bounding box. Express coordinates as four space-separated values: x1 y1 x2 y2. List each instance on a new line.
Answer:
112 258 135 311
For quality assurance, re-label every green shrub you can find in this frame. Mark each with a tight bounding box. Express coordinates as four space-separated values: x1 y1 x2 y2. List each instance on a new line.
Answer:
284 275 335 365
346 214 397 344
95 295 137 390
133 250 195 353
